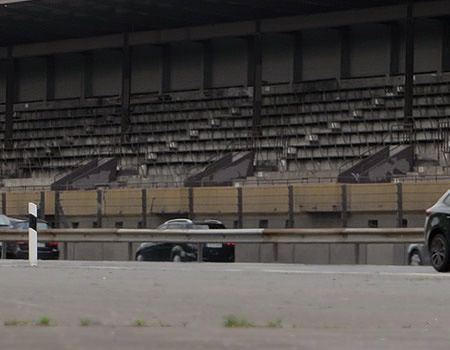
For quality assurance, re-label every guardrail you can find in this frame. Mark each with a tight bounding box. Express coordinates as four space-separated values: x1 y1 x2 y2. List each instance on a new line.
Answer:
0 227 425 263
0 227 424 244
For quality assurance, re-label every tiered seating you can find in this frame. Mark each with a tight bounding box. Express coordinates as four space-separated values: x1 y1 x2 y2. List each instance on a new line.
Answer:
2 73 450 182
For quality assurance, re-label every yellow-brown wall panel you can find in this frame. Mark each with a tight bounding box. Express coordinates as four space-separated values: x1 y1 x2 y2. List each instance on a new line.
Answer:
104 189 142 216
6 191 41 217
293 184 341 212
45 191 55 215
403 182 450 211
194 187 237 214
146 188 189 214
347 183 397 211
243 186 288 214
60 190 97 216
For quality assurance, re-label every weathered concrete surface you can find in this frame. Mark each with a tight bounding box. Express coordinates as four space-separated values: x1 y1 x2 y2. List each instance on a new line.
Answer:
0 261 450 350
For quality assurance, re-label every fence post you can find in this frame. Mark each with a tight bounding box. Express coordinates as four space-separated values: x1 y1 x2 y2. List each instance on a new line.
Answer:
237 187 243 228
97 190 103 228
39 191 45 220
288 185 294 228
141 189 147 228
396 183 404 228
188 187 194 220
341 184 348 228
54 191 60 229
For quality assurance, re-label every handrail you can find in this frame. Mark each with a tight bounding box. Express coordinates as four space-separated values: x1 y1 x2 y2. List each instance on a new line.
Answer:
0 227 424 244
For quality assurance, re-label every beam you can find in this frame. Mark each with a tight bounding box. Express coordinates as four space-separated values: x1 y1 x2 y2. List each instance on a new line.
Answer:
4 47 15 150
121 33 131 135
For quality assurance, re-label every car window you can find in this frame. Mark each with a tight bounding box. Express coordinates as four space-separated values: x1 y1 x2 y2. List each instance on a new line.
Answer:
443 195 450 206
0 215 10 226
167 222 187 229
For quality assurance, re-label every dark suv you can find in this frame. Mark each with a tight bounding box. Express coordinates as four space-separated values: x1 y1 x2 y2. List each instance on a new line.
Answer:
425 190 450 272
135 219 235 262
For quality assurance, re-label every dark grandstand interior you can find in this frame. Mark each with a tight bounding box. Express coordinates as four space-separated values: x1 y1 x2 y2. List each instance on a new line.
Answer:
0 0 449 189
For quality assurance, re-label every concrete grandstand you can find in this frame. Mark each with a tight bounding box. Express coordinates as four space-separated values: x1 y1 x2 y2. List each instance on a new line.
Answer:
1 0 449 189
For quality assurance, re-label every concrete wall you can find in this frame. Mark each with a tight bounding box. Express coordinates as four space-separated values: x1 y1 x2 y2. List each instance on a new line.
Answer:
54 53 83 99
170 41 202 91
92 49 121 97
262 33 293 84
17 57 46 102
0 61 5 103
131 45 162 94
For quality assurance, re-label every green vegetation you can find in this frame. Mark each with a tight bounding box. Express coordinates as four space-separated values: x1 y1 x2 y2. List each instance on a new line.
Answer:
80 319 92 327
267 319 283 328
223 314 254 328
37 316 51 326
133 319 148 327
4 319 32 326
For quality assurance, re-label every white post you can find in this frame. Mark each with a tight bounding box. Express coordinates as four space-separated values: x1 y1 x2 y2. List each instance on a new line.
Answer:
28 202 38 267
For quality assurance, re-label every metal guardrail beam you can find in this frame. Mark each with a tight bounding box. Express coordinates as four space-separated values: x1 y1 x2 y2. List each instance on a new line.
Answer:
0 228 424 244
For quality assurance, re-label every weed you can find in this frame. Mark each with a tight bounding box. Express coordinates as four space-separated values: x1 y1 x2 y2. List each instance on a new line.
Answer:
267 319 283 328
37 316 51 326
4 320 32 326
134 319 148 327
224 314 254 328
80 319 92 327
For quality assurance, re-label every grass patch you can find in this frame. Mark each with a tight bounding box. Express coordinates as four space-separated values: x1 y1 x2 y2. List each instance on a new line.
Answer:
37 316 51 326
224 314 254 328
4 320 32 326
133 319 148 327
267 319 283 328
80 319 92 327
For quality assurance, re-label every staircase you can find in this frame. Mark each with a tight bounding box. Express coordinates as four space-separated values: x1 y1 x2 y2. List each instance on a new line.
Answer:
337 145 414 183
185 151 255 187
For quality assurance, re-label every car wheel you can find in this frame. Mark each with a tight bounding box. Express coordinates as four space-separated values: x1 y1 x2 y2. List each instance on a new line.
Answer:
172 254 182 262
409 250 422 266
430 233 450 272
136 254 145 261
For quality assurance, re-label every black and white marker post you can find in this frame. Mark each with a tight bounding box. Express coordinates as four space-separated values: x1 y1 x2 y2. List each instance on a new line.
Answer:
28 202 38 266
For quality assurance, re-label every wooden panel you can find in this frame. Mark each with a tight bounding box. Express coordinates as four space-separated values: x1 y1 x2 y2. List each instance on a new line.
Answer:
293 184 341 212
146 188 189 214
194 187 237 215
243 186 288 214
347 183 397 211
104 189 142 216
60 190 97 216
6 191 41 217
403 182 450 211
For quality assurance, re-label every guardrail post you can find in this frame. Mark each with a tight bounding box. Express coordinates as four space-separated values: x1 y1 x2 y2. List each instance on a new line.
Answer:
288 185 294 228
237 187 243 228
396 183 404 228
39 191 45 220
97 190 103 228
341 184 348 228
188 187 194 220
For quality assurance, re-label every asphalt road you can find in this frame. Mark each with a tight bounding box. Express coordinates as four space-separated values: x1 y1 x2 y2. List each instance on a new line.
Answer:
1 261 450 350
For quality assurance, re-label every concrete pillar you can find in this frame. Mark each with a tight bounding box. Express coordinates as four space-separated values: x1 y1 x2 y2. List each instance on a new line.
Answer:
45 55 55 101
81 52 93 100
97 190 103 228
201 40 213 90
161 45 171 93
237 187 243 228
404 1 415 133
339 27 351 79
121 33 131 135
5 47 15 150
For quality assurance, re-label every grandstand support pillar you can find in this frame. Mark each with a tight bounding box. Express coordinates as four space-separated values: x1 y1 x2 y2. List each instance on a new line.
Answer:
291 32 303 84
248 22 263 141
45 55 56 102
388 22 401 75
341 184 348 228
39 191 45 220
188 188 194 220
161 45 171 93
440 20 450 72
121 33 131 136
404 0 415 141
97 190 103 228
141 189 147 228
288 185 294 228
81 52 93 100
201 40 213 90
237 187 243 229
5 47 15 150
339 27 351 79
396 183 404 228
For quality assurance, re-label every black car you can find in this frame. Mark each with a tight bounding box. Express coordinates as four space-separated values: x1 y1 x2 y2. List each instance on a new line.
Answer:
6 218 59 260
425 190 450 272
135 219 235 262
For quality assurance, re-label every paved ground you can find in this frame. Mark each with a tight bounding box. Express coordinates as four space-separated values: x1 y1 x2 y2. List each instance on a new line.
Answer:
1 261 450 349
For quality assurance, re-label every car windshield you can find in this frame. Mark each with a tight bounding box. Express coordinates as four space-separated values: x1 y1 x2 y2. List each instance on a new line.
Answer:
0 215 10 226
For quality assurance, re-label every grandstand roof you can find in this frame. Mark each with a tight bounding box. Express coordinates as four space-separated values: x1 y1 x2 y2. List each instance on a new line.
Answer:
0 0 406 45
